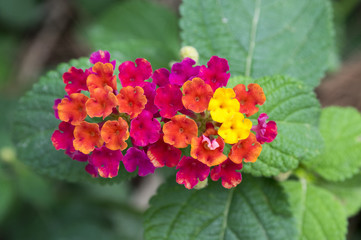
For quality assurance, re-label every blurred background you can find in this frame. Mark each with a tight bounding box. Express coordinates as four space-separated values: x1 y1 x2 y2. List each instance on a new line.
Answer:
0 0 360 239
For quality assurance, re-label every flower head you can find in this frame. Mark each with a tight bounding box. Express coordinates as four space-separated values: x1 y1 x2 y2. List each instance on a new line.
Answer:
233 83 266 117
87 62 117 93
182 77 213 113
210 159 242 189
86 86 118 119
57 93 88 125
101 117 129 151
176 156 210 189
123 147 155 176
190 136 227 166
154 84 183 118
163 115 198 148
169 58 200 86
89 146 122 178
63 67 90 94
218 112 252 144
147 134 181 168
118 58 152 87
73 122 103 154
117 86 147 119
252 113 277 144
208 88 240 123
130 110 161 146
198 56 230 91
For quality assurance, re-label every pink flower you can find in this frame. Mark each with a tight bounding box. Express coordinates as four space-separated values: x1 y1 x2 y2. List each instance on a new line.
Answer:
251 113 277 144
176 156 210 189
169 58 200 86
152 68 170 87
210 159 243 189
123 147 155 176
154 84 183 118
89 145 123 178
63 67 90 94
142 82 158 114
118 58 152 87
85 163 99 177
130 110 161 146
147 134 181 168
198 56 230 91
89 50 116 69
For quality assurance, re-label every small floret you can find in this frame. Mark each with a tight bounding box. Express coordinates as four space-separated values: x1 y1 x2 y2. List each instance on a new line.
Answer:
122 147 155 176
218 112 252 144
130 110 161 147
208 88 240 123
89 146 122 178
252 113 277 144
182 77 213 113
73 122 103 154
176 156 210 189
233 83 266 117
118 58 152 87
163 115 198 148
169 58 200 86
198 56 230 91
228 133 262 164
57 93 88 125
117 86 147 119
154 84 183 118
87 62 117 93
86 86 118 119
101 117 129 151
210 159 243 189
190 136 227 166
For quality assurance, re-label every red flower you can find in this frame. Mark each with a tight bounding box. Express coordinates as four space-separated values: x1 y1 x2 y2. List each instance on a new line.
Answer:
233 83 266 117
210 159 242 189
228 133 262 164
198 56 230 91
176 156 210 189
89 146 122 178
63 67 90 94
147 134 181 168
154 84 183 118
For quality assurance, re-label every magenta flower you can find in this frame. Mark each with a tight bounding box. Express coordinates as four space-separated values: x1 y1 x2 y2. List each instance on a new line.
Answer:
89 50 116 69
169 58 200 86
147 134 182 168
123 147 155 176
210 159 242 189
85 163 99 177
142 82 158 114
89 145 123 178
118 58 152 87
152 68 170 87
51 121 75 153
198 56 230 91
154 84 183 118
53 98 62 119
176 156 210 189
130 110 161 146
63 67 90 95
251 113 278 144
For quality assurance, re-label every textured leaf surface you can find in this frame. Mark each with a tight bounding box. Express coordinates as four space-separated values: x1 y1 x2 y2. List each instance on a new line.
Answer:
283 180 347 240
11 58 135 183
317 173 361 217
229 76 323 176
180 0 334 87
304 107 361 181
145 175 297 240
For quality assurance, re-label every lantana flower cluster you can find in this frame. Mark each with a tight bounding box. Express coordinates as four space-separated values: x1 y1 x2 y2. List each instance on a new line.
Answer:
51 50 277 189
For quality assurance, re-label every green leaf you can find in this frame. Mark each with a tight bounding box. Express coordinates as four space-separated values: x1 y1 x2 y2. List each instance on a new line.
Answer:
316 173 361 217
11 58 136 184
304 107 361 181
145 175 297 240
180 0 334 87
229 75 323 176
283 180 347 240
0 173 14 223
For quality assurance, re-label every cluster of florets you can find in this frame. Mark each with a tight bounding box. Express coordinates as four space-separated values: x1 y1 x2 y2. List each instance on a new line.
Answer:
51 50 277 189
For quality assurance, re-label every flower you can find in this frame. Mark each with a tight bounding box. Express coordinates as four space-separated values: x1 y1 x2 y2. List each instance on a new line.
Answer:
147 134 181 168
51 121 75 152
208 88 240 123
252 113 277 144
169 58 200 86
87 62 117 93
152 68 170 87
163 115 198 148
89 146 122 178
228 133 262 164
130 110 161 146
117 86 147 119
73 122 103 154
233 83 266 117
123 147 155 176
86 86 118 119
190 136 227 166
142 82 158 114
218 112 252 144
89 50 116 69
118 58 152 87
198 56 230 91
101 117 129 151
57 93 88 125
154 84 183 118
210 159 242 189
182 77 213 113
63 67 90 94
176 156 210 189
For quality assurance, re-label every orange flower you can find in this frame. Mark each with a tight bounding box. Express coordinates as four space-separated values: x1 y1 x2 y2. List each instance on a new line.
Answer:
73 122 103 154
57 93 88 125
233 83 266 117
101 117 129 151
228 133 262 164
190 136 227 167
117 86 147 119
86 86 118 119
182 77 213 113
163 115 198 148
87 62 117 93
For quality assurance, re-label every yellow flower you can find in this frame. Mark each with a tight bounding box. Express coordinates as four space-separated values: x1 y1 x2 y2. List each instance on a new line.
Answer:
218 112 252 144
208 88 240 123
